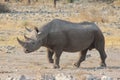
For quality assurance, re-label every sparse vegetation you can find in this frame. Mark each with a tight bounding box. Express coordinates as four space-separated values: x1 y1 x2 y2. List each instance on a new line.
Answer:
67 0 74 3
92 0 115 4
0 3 10 13
0 0 120 79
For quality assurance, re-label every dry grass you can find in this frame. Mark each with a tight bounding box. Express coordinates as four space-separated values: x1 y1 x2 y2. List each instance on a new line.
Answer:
67 6 120 48
0 1 120 47
0 20 35 46
0 20 120 47
113 0 120 6
68 7 116 23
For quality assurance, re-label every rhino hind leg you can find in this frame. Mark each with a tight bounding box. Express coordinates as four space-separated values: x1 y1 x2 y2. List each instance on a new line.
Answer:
97 48 107 67
74 49 88 68
47 49 54 63
95 40 107 67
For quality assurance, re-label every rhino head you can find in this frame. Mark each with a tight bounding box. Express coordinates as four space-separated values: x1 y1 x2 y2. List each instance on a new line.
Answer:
17 27 44 53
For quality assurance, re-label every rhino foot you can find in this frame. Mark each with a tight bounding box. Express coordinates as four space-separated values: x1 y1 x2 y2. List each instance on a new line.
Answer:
74 63 80 68
53 64 60 69
100 63 107 68
49 59 54 63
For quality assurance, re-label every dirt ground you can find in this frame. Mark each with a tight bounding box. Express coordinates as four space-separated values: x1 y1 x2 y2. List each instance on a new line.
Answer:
0 47 120 79
0 1 120 80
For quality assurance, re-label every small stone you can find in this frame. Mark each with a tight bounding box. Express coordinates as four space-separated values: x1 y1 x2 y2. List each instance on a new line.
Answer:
15 69 18 72
41 74 55 80
19 75 26 80
85 74 96 80
7 46 15 50
55 73 76 80
101 76 113 80
6 76 14 80
81 74 97 80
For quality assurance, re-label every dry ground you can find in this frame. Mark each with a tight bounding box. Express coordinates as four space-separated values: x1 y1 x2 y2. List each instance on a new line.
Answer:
0 1 120 79
0 47 120 79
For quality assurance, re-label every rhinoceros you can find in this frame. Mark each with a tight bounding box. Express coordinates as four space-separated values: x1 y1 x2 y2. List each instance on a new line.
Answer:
17 19 107 69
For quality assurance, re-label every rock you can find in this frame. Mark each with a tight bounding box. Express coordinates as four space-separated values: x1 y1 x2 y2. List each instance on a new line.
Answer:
19 75 26 80
81 74 97 80
85 74 96 80
6 76 14 80
5 46 16 54
6 46 15 50
101 76 113 80
41 74 55 80
55 73 76 80
19 75 30 80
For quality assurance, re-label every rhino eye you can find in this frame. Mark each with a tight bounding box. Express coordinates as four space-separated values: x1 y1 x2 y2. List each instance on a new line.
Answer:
32 42 35 45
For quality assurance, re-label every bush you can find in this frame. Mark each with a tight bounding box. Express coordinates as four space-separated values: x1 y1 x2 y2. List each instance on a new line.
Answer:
91 0 114 4
67 0 74 3
0 3 10 13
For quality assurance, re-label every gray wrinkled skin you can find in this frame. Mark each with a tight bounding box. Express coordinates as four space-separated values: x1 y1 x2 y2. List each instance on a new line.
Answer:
17 19 107 69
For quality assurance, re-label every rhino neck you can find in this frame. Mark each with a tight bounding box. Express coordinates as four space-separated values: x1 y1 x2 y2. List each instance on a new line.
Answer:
39 23 51 47
41 33 48 47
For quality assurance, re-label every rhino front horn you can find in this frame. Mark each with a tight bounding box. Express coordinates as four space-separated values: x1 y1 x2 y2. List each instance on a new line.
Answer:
17 37 26 47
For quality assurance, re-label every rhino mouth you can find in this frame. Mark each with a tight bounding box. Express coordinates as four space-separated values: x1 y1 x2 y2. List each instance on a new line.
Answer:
24 49 32 53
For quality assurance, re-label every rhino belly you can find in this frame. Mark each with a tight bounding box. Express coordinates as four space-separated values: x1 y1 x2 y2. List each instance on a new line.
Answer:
63 34 94 52
63 42 92 52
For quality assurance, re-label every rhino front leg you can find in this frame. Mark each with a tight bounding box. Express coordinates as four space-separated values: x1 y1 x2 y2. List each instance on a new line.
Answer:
53 49 62 69
47 49 54 63
74 49 88 68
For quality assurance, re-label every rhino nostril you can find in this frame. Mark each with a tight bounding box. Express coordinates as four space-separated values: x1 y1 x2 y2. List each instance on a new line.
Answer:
24 49 29 53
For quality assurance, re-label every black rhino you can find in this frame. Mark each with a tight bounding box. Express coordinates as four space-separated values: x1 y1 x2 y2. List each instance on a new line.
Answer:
17 19 107 69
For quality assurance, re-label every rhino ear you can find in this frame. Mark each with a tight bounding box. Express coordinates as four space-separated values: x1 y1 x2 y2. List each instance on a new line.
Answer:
34 27 42 35
34 27 39 33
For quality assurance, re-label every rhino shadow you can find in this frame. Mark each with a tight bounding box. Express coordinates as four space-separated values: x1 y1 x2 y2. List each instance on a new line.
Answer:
80 66 120 70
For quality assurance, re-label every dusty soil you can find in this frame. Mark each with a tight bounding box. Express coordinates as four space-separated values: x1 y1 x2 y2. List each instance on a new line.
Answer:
0 1 120 79
0 47 120 79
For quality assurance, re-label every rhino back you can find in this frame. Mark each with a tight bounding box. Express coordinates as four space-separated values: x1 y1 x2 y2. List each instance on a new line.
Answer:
42 19 103 52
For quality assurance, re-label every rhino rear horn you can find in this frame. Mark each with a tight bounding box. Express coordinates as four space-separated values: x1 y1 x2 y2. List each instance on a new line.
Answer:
25 27 32 32
17 37 26 47
24 34 32 40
